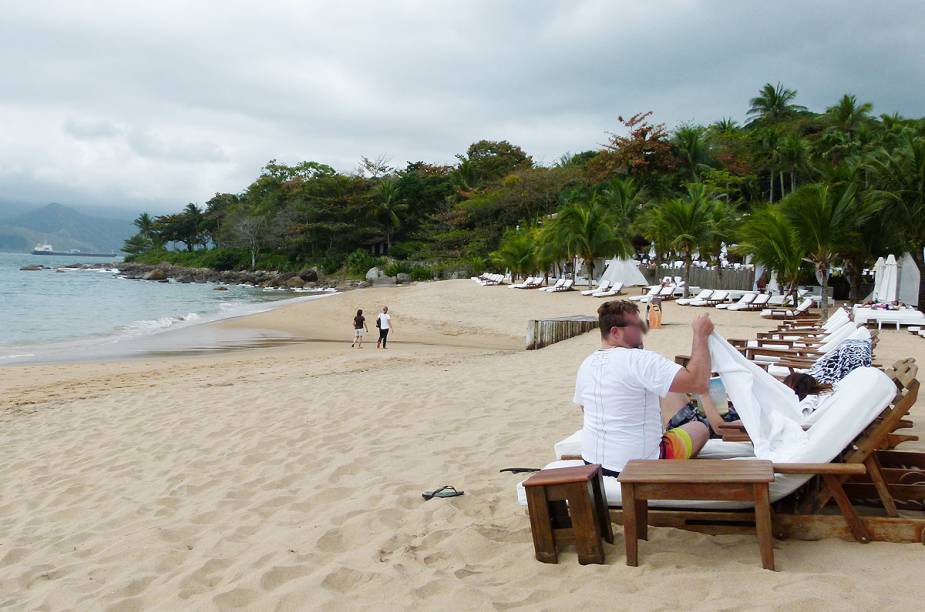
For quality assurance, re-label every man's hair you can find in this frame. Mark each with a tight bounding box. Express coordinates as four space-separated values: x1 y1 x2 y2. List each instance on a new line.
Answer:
597 300 639 337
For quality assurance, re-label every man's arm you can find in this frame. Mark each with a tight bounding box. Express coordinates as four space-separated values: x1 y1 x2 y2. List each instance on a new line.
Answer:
669 315 712 394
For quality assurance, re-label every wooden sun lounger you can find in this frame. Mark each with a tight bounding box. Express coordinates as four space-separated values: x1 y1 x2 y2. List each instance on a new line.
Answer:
605 378 925 544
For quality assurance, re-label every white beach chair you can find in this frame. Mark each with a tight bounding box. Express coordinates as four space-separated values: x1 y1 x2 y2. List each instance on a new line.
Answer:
677 289 712 306
690 289 729 306
716 292 755 310
629 286 660 302
540 278 566 293
526 367 898 517
581 279 610 296
509 276 535 289
549 278 574 293
592 281 625 298
761 298 814 319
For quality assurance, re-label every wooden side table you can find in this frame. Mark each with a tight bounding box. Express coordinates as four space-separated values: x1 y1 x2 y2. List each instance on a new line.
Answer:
523 464 614 564
618 459 776 570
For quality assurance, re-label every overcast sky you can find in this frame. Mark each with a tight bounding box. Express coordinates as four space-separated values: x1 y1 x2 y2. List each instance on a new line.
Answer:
1 0 923 216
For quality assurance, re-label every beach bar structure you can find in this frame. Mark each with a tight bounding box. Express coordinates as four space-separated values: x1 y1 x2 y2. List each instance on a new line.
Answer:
527 315 598 350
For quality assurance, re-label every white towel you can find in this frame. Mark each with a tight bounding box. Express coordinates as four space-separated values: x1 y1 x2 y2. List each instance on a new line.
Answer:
708 332 808 461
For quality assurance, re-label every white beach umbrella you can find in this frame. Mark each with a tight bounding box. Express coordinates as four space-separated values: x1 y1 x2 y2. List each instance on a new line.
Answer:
880 254 899 303
871 256 886 301
768 270 780 294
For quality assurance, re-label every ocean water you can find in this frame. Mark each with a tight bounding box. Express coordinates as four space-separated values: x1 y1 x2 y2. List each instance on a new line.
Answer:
0 251 330 362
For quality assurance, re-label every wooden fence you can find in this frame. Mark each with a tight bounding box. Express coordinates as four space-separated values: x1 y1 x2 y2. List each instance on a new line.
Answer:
526 315 598 350
639 265 756 291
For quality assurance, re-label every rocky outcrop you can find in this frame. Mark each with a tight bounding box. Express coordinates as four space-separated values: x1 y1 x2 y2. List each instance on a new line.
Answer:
20 264 46 271
113 262 340 292
396 272 411 284
366 267 382 281
299 268 319 282
143 269 167 281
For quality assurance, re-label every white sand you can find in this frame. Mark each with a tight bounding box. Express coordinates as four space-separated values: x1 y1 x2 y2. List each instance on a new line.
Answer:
2 280 925 610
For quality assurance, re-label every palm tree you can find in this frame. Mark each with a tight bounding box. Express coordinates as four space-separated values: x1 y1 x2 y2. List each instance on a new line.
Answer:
547 201 621 284
491 227 536 281
651 183 721 297
132 212 160 250
747 82 807 124
374 179 407 251
865 135 925 305
672 124 711 181
593 176 644 253
755 128 783 202
778 134 808 196
826 94 873 133
735 205 805 301
782 183 881 317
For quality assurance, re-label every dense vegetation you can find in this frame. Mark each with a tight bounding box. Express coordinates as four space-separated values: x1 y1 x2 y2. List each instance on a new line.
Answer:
125 83 925 311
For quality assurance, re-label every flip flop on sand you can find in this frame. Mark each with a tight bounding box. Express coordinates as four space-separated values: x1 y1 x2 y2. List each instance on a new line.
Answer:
422 485 464 500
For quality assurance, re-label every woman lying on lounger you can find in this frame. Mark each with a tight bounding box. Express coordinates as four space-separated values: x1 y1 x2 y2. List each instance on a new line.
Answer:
664 372 833 435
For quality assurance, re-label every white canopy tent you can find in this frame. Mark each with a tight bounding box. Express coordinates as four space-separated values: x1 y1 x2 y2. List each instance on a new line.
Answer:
599 257 649 288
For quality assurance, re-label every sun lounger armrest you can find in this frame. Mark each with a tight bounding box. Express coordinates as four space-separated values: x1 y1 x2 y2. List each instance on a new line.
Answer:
721 431 752 442
560 454 582 461
771 463 867 476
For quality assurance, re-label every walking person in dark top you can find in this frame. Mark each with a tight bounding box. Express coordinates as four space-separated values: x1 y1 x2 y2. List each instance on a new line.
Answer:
376 306 394 349
351 309 368 348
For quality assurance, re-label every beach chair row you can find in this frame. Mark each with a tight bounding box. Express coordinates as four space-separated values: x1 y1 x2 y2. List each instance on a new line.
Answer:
471 273 505 286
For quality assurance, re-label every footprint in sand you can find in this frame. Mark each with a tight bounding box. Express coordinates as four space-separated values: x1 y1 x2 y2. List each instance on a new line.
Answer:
212 587 260 609
259 564 313 591
320 567 374 594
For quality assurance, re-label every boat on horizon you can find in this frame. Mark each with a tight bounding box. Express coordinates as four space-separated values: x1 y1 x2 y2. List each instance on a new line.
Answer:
31 242 117 258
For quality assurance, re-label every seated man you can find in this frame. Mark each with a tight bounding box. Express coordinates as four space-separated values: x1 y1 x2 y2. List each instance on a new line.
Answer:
574 300 713 477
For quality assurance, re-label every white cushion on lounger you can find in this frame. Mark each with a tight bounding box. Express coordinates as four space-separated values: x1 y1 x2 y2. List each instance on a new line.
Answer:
823 309 850 332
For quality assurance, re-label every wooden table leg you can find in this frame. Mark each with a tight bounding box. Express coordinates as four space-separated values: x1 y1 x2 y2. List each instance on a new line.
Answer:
621 483 638 566
568 483 604 565
753 483 775 571
637 498 649 541
591 473 615 544
525 486 558 563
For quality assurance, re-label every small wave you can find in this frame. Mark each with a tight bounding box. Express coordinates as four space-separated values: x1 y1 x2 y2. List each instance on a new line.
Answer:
119 312 201 336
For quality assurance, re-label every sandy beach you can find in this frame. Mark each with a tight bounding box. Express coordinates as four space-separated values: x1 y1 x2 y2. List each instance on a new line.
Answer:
2 279 925 611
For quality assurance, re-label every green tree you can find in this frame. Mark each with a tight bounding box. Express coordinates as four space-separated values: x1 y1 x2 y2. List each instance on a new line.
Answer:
545 200 622 284
672 124 712 181
747 82 807 124
865 135 925 304
650 183 722 297
491 227 537 281
782 183 880 317
373 178 407 250
735 205 805 301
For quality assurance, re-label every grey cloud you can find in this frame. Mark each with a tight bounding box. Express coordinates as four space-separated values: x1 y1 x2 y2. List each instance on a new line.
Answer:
63 118 124 140
0 0 923 213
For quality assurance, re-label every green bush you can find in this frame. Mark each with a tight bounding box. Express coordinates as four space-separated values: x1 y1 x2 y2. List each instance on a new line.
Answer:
384 261 412 277
199 248 244 271
410 265 434 281
346 249 383 275
389 241 428 260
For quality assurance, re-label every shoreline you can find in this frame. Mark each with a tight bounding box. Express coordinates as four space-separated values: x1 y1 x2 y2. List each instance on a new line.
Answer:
0 287 340 366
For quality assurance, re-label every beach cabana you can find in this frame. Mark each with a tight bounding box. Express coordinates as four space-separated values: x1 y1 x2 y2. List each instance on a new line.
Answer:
599 258 648 289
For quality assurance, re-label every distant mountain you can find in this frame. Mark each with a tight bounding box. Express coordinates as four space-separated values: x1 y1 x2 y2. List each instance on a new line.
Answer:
0 203 136 252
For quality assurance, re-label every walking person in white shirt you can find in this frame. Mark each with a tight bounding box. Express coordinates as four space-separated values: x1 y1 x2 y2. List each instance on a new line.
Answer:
376 306 394 349
573 300 713 477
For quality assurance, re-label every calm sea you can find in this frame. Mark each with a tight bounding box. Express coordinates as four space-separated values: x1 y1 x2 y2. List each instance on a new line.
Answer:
1 251 329 363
